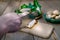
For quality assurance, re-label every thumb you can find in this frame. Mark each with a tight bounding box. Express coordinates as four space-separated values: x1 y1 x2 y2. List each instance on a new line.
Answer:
18 12 30 18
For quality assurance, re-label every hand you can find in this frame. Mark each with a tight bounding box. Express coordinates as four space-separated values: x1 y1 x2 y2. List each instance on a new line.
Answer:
1 13 22 33
0 12 22 39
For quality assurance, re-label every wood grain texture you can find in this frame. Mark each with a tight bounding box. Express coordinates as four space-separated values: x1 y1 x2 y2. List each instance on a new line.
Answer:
1 1 60 40
0 1 10 15
19 1 60 40
37 1 60 40
0 0 11 40
2 1 34 40
5 32 33 40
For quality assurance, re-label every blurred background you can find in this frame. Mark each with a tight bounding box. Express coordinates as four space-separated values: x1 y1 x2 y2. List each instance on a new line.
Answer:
0 0 60 40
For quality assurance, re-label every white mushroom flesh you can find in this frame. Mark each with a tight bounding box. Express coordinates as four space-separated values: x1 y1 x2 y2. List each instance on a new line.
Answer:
47 10 60 19
53 10 59 15
27 20 37 28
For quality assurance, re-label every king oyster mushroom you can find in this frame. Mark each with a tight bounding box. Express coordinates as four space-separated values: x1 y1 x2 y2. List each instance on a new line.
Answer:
53 10 59 15
20 8 31 12
58 15 60 17
51 15 56 19
21 19 54 38
46 11 53 18
27 20 37 28
47 10 60 19
47 14 52 18
55 16 60 19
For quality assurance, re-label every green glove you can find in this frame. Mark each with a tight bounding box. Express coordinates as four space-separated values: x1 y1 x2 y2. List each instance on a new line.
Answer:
21 4 28 9
28 3 36 12
34 0 42 16
15 9 22 14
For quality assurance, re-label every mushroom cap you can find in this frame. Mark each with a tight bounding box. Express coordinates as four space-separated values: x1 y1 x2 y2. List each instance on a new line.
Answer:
53 10 59 15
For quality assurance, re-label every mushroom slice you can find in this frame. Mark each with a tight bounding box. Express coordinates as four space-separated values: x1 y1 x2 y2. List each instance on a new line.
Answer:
27 20 37 28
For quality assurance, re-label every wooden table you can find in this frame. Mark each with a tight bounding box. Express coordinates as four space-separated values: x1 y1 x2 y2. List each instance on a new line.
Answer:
0 0 60 40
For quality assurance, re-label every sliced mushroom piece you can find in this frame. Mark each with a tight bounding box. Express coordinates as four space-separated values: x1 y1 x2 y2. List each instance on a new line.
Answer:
55 16 60 19
53 10 59 15
47 11 53 15
20 20 54 38
20 8 31 12
27 20 37 28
